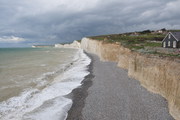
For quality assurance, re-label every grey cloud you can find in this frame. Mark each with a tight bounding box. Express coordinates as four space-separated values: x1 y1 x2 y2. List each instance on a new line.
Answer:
0 0 180 47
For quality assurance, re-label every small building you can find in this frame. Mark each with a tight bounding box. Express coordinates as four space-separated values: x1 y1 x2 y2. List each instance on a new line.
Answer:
157 30 163 33
130 32 140 36
162 32 180 48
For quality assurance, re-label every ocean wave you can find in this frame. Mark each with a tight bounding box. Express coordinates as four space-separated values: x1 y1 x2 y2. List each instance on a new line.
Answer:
0 49 91 120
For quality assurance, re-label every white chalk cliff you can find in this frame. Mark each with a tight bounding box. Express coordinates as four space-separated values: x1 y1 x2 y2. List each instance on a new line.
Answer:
55 40 80 49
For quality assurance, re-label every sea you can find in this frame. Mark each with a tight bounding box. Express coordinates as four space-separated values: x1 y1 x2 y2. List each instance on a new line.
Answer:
0 47 91 120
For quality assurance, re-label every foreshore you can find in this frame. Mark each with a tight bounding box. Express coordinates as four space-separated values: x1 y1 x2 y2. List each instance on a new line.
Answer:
66 52 94 120
66 53 174 120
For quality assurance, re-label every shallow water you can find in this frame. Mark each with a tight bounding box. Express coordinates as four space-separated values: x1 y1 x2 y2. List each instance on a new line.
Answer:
0 48 91 120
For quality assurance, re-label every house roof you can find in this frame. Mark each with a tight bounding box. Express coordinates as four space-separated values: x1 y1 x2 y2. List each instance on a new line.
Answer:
171 32 180 41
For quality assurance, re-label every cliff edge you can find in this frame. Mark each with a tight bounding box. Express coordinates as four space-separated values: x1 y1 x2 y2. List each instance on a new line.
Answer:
81 37 180 120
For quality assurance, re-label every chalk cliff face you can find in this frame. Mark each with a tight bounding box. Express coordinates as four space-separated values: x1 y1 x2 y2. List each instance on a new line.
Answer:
81 37 120 62
55 40 80 49
81 37 180 120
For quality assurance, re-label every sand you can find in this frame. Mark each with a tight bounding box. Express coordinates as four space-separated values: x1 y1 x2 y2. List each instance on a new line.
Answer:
66 53 174 120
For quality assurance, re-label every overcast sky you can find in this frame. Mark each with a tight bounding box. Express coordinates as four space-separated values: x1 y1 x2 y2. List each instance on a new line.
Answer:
0 0 180 47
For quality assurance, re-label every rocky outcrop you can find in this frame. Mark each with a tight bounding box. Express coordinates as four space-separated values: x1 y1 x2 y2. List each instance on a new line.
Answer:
55 40 80 49
81 37 180 120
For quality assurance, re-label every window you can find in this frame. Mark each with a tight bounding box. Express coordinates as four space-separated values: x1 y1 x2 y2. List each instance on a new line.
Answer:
168 41 171 46
163 42 166 47
173 41 176 48
168 34 171 39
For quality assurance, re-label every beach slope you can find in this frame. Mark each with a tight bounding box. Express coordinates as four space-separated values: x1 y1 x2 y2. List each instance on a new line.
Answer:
67 53 173 120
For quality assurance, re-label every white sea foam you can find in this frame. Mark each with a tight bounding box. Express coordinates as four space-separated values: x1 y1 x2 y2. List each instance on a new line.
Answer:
0 49 91 120
24 97 72 120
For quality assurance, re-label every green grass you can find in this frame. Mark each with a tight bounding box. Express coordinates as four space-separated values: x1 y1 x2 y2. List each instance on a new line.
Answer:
129 46 144 50
88 32 180 58
143 42 162 47
147 51 180 58
89 33 164 50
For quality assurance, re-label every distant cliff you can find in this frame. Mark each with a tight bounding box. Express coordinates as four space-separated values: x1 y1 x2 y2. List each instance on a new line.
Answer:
81 37 180 120
55 40 80 49
32 45 54 48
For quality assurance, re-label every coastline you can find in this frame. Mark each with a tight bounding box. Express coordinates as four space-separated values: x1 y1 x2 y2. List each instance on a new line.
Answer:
66 52 94 120
66 52 174 120
81 37 180 120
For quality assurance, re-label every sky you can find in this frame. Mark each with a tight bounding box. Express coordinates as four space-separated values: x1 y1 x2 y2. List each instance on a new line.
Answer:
0 0 180 47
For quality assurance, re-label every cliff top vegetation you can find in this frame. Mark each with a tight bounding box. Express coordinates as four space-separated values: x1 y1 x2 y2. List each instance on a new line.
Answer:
88 29 180 58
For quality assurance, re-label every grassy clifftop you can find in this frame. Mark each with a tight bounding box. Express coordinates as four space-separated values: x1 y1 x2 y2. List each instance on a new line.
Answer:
89 32 164 49
88 30 180 58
